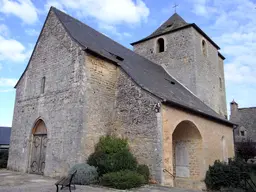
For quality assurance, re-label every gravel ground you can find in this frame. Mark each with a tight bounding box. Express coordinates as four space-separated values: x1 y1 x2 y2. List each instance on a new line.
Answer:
0 169 200 192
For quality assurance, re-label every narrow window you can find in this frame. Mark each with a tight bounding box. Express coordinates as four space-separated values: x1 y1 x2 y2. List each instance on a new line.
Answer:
202 40 207 56
157 38 165 53
240 131 245 136
219 77 222 90
41 77 45 94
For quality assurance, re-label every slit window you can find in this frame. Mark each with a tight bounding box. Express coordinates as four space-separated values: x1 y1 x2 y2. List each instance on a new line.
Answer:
219 77 222 90
202 40 207 56
157 38 165 53
41 76 46 94
240 131 245 136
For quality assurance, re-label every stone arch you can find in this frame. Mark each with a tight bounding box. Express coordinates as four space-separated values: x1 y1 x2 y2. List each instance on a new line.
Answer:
157 38 165 53
29 119 47 175
172 120 202 180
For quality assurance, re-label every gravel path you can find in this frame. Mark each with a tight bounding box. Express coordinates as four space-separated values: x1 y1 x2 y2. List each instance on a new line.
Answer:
0 169 200 192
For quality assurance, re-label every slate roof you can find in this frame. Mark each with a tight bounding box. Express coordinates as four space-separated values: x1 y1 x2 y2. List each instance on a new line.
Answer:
51 7 234 126
131 13 220 50
0 127 11 145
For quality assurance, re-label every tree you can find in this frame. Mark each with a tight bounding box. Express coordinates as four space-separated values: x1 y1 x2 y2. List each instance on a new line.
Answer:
235 139 256 162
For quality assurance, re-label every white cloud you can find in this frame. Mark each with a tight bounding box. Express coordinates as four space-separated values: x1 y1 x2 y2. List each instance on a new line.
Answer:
0 0 38 24
25 28 39 36
0 23 9 36
0 35 30 62
0 78 17 87
45 0 149 26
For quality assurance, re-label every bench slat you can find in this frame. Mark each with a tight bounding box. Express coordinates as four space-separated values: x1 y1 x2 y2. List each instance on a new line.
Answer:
55 177 66 185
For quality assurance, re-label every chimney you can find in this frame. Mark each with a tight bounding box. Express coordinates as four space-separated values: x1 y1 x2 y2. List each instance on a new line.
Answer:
230 100 238 119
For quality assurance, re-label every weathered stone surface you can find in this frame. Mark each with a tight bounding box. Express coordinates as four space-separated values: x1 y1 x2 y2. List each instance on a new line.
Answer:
133 27 227 118
114 70 163 182
8 10 86 177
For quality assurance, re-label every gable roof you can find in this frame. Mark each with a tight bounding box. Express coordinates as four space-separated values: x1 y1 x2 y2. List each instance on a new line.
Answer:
131 13 220 50
0 127 11 145
16 7 234 127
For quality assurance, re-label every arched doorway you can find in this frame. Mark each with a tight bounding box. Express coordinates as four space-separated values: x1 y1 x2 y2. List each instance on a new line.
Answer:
30 119 47 175
172 120 202 182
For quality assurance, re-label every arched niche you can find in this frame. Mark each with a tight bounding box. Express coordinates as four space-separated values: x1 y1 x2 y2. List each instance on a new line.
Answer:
172 120 202 179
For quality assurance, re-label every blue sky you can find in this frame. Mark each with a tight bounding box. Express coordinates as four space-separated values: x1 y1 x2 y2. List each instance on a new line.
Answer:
0 0 256 127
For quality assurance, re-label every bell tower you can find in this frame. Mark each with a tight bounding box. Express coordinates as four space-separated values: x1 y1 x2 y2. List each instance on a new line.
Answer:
131 13 227 117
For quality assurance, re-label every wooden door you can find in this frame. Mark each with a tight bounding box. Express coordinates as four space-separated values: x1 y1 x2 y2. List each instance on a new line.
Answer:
30 134 47 174
30 119 47 175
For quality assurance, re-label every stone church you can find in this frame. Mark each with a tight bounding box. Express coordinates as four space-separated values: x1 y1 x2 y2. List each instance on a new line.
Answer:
8 7 235 189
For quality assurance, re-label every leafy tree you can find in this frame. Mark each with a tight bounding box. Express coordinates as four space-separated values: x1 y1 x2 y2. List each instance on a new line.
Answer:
235 139 256 162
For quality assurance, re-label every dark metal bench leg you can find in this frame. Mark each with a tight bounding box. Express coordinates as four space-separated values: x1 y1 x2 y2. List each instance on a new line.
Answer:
56 184 59 192
69 184 71 192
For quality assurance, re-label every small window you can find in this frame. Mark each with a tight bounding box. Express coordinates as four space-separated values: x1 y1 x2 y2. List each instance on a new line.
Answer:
219 77 222 90
157 38 165 53
202 40 207 56
240 131 245 136
41 77 46 94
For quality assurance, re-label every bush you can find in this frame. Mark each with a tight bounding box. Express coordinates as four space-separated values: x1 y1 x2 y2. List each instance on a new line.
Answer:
69 163 98 185
205 158 248 190
236 140 256 162
100 170 145 189
137 164 150 182
0 150 8 168
87 151 108 176
95 136 128 154
88 149 137 176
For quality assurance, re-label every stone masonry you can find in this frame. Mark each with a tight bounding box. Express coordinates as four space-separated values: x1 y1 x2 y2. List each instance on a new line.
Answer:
8 8 235 191
133 27 227 118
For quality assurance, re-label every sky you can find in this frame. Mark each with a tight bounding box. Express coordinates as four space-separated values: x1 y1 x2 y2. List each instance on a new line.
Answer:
0 0 256 127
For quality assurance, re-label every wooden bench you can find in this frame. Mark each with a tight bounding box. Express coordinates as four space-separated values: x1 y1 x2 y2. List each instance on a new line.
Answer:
55 170 77 192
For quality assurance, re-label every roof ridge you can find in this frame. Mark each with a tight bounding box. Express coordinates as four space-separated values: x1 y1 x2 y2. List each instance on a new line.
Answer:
239 107 256 110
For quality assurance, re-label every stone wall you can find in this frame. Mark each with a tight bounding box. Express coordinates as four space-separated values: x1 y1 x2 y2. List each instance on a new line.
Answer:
162 105 234 189
81 53 120 158
8 10 86 177
193 29 227 117
133 27 227 117
114 70 163 182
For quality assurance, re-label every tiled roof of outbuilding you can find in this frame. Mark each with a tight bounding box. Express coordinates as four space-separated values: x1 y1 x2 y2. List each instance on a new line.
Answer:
0 127 11 145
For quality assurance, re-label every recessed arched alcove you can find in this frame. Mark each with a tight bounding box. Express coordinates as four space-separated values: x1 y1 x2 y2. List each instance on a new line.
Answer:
172 120 202 181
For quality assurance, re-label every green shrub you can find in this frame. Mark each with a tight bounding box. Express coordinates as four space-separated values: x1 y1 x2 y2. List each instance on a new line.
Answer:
88 149 137 176
205 158 248 190
87 151 108 176
69 163 98 185
95 136 128 154
100 170 145 189
137 164 150 182
0 150 8 168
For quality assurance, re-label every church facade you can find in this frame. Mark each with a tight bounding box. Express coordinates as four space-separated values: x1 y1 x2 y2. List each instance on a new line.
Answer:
8 7 234 190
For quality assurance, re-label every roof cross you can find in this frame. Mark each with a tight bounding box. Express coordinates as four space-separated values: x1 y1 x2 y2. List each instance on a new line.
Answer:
173 3 178 13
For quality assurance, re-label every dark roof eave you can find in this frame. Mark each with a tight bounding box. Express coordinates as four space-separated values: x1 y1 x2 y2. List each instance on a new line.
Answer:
163 100 236 127
131 23 220 50
218 52 226 60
